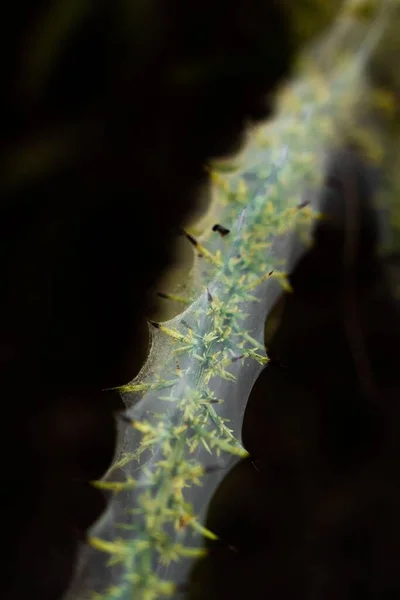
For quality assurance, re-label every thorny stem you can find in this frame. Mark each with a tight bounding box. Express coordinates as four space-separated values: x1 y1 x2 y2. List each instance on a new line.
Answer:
79 4 400 599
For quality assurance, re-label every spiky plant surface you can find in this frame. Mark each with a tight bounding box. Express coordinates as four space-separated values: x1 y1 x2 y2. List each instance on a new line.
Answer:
0 2 295 599
65 2 400 600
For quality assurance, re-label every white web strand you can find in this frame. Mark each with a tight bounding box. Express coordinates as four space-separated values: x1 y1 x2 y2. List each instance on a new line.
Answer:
65 4 398 599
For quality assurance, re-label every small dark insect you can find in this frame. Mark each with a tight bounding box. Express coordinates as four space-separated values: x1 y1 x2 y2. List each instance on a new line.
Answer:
297 199 310 209
207 287 213 302
119 413 133 424
212 223 230 237
148 319 160 329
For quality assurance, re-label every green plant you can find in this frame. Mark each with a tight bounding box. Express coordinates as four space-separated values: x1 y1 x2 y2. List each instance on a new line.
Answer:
67 2 400 599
